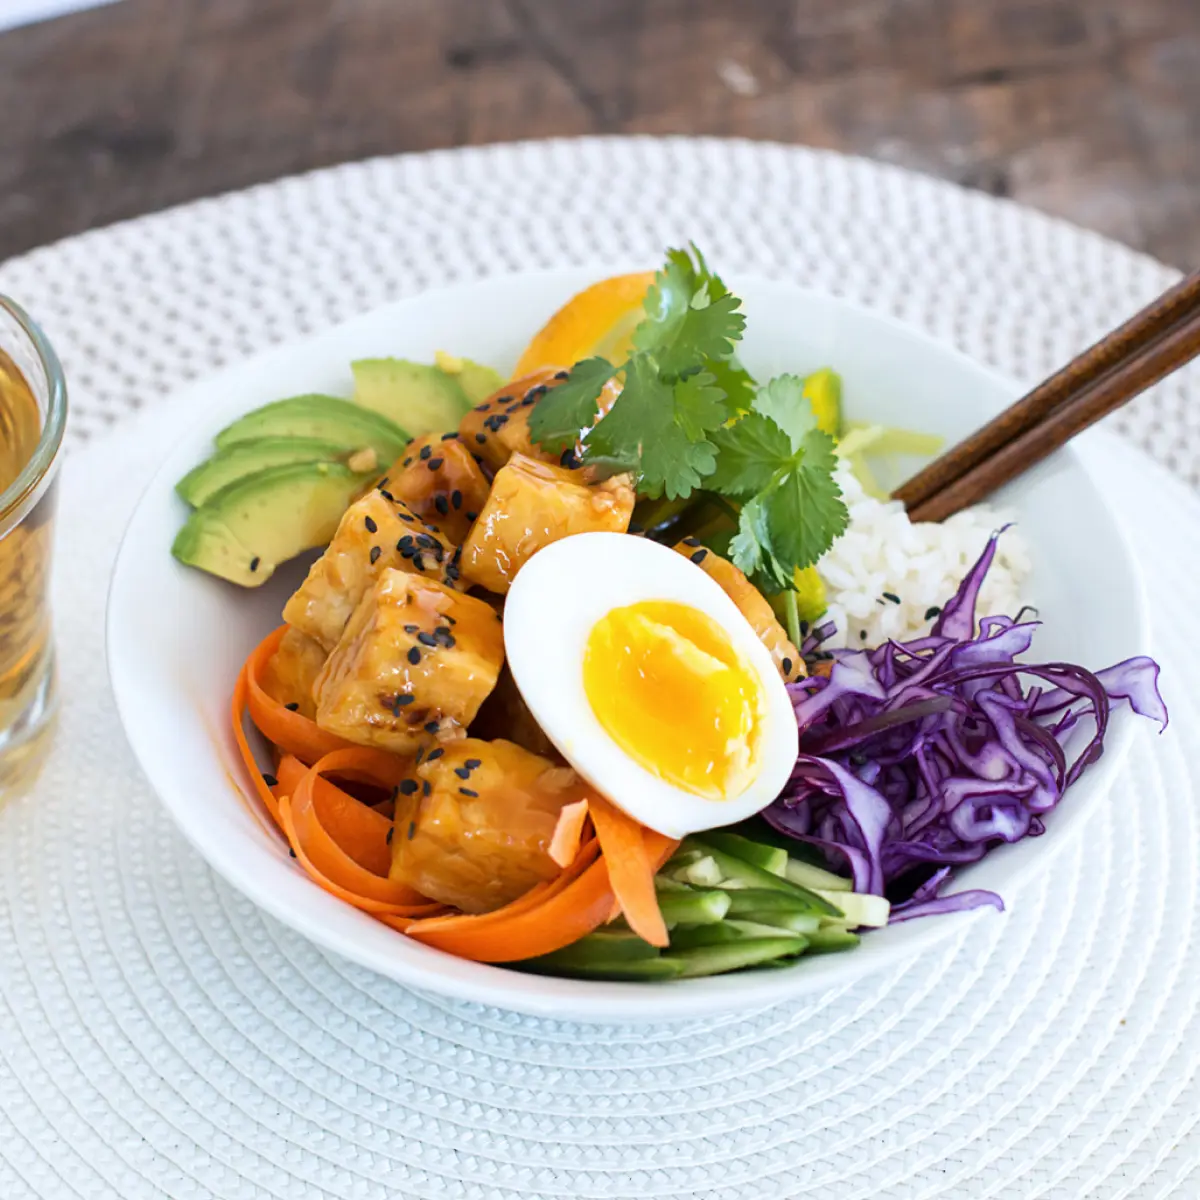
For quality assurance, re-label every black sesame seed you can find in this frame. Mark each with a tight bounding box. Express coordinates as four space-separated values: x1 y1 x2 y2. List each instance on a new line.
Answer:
423 522 438 532
379 489 395 502
422 780 431 796
860 629 869 640
520 394 536 407
451 489 463 509
377 477 389 488
454 766 471 779
690 549 708 565
435 495 449 515
493 413 509 427
883 592 902 605
369 545 381 564
426 748 443 761
399 779 419 795
404 624 419 633
924 606 942 621
284 702 299 712
412 554 425 572
524 384 548 402
398 693 415 706
428 457 444 471
408 818 417 837
474 402 490 412
407 647 421 665
261 773 278 788
505 403 521 415
398 511 414 522
459 787 478 798
441 431 458 440
465 511 477 521
559 449 580 469
681 536 701 547
417 632 438 648
464 758 481 769
289 848 297 859
495 395 512 406
249 556 260 572
475 432 487 444
418 444 432 460
364 516 377 533
403 458 412 468
386 827 394 844
444 615 456 625
553 370 570 380
424 720 440 734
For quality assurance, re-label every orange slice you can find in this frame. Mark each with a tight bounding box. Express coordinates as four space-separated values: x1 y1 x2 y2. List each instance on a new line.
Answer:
513 272 655 378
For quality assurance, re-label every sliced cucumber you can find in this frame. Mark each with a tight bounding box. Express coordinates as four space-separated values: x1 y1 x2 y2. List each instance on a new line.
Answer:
735 910 821 935
664 938 808 978
805 928 861 954
785 858 853 893
520 956 686 981
686 838 843 917
656 889 731 928
815 890 889 928
700 830 788 876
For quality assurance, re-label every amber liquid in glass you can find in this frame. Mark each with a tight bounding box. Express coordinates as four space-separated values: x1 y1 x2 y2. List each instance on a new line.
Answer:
0 348 56 789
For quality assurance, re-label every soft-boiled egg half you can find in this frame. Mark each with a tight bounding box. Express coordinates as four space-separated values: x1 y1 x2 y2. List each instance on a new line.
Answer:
503 532 799 838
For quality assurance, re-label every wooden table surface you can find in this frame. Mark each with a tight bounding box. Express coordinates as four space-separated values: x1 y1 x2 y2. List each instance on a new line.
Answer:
1 0 1197 269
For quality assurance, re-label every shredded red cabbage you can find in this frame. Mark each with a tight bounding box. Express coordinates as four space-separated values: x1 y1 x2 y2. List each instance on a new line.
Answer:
766 530 1167 921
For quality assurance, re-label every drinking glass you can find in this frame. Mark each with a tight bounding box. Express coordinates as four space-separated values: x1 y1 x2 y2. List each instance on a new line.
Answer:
0 298 66 800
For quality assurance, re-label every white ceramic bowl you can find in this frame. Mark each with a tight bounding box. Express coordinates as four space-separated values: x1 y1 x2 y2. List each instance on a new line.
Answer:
107 269 1147 1021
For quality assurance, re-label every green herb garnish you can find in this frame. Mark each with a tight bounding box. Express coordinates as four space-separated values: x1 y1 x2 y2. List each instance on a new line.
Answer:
527 245 849 585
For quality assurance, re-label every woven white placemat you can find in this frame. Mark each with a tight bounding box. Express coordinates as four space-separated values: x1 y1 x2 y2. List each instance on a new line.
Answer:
0 137 1196 1199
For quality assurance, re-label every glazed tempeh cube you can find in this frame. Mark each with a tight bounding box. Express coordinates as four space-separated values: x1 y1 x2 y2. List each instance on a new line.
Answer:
259 627 327 719
313 569 504 754
390 737 586 913
461 453 635 593
673 539 805 682
378 433 490 546
283 489 460 650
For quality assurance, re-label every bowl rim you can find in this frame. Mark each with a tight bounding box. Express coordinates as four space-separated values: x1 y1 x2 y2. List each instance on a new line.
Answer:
106 265 1147 1021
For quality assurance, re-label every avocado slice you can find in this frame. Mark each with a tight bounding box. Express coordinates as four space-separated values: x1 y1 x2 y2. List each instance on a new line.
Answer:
215 394 409 461
352 359 476 438
176 436 348 507
436 353 504 405
172 461 368 586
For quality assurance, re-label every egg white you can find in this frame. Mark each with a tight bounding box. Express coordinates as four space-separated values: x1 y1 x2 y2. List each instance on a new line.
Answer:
503 532 800 838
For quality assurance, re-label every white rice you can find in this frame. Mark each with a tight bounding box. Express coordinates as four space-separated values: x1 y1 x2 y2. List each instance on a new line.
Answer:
816 462 1032 649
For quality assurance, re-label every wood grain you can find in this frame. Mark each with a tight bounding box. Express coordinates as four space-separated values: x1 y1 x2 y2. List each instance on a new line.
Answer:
1 0 1197 266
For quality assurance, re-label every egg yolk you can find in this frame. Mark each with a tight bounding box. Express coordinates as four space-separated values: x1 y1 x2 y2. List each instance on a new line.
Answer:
582 600 764 800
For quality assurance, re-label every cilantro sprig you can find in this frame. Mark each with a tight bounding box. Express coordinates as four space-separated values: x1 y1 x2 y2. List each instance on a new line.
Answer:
527 246 848 590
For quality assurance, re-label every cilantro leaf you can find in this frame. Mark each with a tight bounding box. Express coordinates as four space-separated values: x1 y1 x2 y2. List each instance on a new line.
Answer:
673 371 732 440
632 245 746 379
526 356 617 453
752 374 817 453
585 353 720 500
762 430 848 571
706 355 757 415
707 412 791 498
730 493 790 591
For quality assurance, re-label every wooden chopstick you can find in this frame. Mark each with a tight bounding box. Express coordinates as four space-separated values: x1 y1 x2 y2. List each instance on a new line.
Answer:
895 267 1200 521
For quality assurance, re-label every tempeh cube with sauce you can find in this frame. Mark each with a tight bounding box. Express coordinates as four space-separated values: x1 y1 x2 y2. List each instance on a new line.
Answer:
313 570 504 754
260 627 328 719
390 737 586 913
379 433 491 546
283 489 461 650
461 453 635 593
